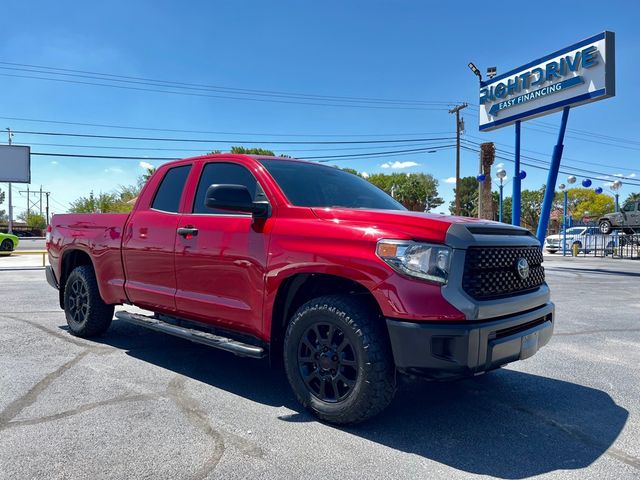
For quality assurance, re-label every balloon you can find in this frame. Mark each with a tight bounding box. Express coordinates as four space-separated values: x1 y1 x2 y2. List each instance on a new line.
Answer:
582 179 592 187
519 170 527 180
594 187 603 194
476 174 486 182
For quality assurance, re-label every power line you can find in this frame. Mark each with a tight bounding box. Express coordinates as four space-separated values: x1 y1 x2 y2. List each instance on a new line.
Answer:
0 61 459 107
0 71 451 111
461 144 640 186
28 144 455 163
19 140 455 154
0 115 454 138
464 134 640 175
12 129 455 145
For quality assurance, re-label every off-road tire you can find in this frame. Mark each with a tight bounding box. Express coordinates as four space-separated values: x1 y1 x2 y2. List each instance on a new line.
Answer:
599 220 612 234
283 294 396 425
64 265 114 337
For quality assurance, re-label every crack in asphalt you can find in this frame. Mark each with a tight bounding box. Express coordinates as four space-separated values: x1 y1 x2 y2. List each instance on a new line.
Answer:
3 393 163 430
167 376 227 479
0 313 114 352
0 350 90 430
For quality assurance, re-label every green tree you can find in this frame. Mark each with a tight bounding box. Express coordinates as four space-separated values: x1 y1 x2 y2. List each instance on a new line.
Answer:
230 146 275 156
624 192 640 204
69 191 132 213
491 191 513 223
561 188 615 220
369 172 443 211
449 176 478 217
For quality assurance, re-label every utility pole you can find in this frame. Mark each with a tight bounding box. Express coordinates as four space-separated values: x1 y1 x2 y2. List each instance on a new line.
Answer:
6 128 13 233
45 192 50 224
449 103 468 216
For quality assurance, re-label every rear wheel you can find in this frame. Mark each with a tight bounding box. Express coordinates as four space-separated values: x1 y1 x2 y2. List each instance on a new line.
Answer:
64 265 114 337
0 239 13 252
283 295 396 425
599 220 612 234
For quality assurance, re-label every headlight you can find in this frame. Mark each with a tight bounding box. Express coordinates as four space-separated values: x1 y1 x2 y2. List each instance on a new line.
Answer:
376 240 451 284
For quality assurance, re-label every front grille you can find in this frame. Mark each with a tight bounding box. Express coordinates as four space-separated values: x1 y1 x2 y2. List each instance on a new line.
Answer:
462 246 545 300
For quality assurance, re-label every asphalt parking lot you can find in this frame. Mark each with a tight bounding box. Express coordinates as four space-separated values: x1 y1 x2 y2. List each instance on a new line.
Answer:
1 255 639 479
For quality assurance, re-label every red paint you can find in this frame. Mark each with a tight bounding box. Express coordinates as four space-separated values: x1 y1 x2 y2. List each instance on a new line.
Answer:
48 154 473 344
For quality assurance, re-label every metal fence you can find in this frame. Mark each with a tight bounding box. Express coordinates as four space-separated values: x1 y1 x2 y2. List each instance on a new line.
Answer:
546 232 640 259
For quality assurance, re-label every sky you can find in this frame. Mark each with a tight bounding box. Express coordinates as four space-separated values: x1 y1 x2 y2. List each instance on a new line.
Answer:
1 0 640 218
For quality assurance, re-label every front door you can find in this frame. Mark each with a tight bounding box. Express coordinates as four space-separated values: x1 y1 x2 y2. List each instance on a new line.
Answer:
174 161 273 338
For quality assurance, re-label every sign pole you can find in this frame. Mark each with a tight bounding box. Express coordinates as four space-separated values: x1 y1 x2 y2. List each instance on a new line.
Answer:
512 121 521 226
537 106 570 243
6 128 13 234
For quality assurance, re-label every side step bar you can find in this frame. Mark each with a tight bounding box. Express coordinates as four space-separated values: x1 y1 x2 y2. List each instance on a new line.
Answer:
115 311 265 359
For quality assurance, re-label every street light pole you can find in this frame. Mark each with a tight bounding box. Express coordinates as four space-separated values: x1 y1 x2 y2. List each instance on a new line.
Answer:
496 167 507 223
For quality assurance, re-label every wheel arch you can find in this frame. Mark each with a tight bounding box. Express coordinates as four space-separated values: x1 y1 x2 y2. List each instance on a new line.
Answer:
58 248 96 309
268 273 383 367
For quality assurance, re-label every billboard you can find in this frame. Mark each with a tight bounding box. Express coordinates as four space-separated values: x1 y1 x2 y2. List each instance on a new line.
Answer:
0 145 31 182
479 31 615 131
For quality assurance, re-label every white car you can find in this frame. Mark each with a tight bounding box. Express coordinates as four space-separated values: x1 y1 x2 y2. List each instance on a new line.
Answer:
544 226 620 254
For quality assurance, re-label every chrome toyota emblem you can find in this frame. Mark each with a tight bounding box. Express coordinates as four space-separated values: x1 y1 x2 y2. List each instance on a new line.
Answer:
516 258 530 280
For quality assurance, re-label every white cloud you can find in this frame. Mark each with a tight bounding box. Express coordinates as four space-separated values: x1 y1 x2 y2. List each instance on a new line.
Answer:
360 171 370 178
104 167 124 174
629 173 637 178
495 162 505 169
380 161 419 169
139 161 154 170
444 177 456 184
613 173 624 177
50 160 58 165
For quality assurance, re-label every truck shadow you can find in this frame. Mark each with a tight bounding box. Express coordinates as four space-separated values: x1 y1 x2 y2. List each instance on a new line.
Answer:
85 319 630 479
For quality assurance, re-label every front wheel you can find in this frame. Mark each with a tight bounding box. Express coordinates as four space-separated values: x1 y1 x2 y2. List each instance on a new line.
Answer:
64 265 114 337
283 295 396 425
599 220 612 234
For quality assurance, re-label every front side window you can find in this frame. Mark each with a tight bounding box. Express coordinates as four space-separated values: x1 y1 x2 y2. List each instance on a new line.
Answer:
258 159 405 210
193 162 265 214
623 202 636 212
151 164 191 213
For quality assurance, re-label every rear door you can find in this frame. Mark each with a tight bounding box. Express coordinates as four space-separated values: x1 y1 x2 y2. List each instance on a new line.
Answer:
173 160 273 337
123 164 191 312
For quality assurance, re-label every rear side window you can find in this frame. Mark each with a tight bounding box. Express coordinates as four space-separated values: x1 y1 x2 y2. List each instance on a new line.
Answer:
192 162 264 214
151 165 191 212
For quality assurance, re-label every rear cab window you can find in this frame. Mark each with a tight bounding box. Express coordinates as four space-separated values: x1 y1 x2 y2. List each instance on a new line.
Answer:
151 165 192 213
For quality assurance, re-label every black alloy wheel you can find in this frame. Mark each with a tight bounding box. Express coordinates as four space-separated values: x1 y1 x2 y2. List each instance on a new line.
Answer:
67 277 90 326
297 321 358 403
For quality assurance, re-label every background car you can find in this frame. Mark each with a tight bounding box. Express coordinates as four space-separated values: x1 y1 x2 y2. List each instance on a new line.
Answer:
0 233 19 252
544 226 620 254
599 200 640 234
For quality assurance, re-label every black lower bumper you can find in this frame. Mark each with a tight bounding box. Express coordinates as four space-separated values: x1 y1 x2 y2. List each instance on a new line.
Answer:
45 265 59 290
386 302 554 379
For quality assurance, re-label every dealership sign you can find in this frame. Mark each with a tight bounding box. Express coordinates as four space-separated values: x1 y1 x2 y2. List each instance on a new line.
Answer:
479 31 615 131
0 145 31 183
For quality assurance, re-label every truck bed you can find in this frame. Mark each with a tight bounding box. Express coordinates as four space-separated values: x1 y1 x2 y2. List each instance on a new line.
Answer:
48 213 131 304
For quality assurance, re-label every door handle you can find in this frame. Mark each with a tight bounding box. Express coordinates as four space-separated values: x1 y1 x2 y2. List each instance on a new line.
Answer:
177 227 199 238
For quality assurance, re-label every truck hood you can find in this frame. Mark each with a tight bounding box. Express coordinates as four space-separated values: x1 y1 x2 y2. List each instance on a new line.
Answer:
311 207 509 243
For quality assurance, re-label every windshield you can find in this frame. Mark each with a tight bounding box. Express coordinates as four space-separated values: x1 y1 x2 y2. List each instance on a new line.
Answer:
565 228 585 235
259 159 406 210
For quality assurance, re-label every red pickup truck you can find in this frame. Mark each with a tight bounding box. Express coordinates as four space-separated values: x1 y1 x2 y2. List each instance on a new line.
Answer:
46 154 553 424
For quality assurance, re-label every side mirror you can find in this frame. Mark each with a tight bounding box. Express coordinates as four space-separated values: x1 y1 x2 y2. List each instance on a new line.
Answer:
204 184 271 218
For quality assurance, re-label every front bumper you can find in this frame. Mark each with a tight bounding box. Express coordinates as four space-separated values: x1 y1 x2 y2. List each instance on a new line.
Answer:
386 302 554 379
